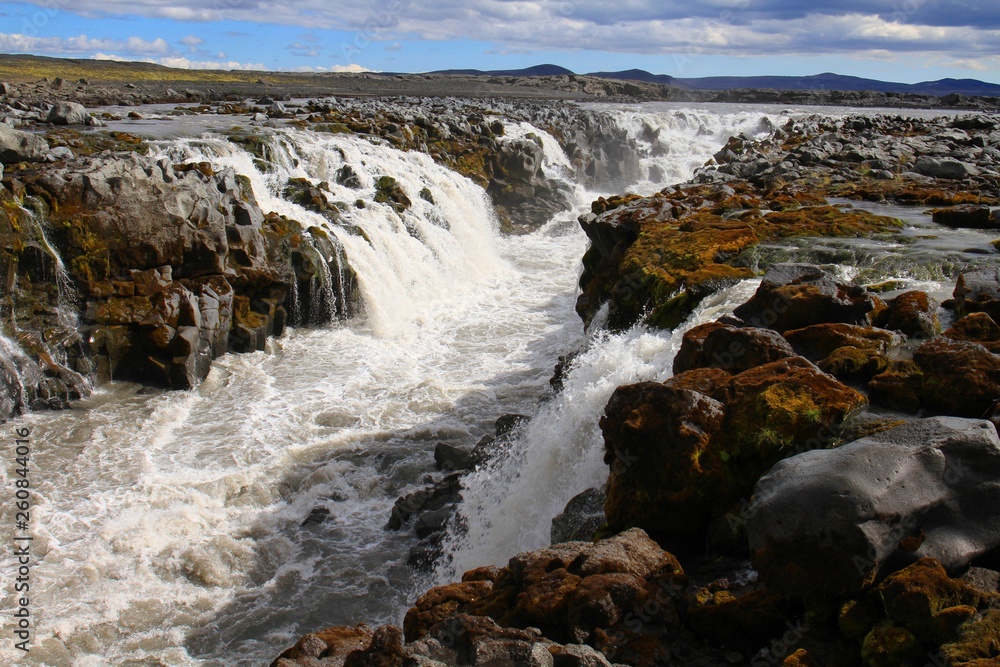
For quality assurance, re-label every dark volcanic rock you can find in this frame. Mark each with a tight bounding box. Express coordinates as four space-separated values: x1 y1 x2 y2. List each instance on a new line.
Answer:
954 267 1000 321
5 153 351 392
747 417 1000 598
914 337 1000 418
672 324 797 375
931 205 998 230
602 358 865 537
733 263 880 333
874 290 941 339
550 488 606 544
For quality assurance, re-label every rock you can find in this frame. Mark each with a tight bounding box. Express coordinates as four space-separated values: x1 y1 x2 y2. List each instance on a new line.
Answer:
722 356 867 461
868 360 925 413
875 558 993 646
374 175 412 213
914 156 980 180
45 101 91 125
495 413 530 438
686 589 797 650
387 473 462 531
434 442 474 471
551 643 613 667
14 153 344 390
941 609 1000 666
422 615 552 667
943 312 1000 353
270 624 374 666
0 123 50 164
344 626 406 667
932 205 998 230
404 580 495 642
46 146 74 162
914 337 1000 418
601 382 726 535
672 324 797 375
301 507 330 526
407 529 682 649
783 323 900 361
733 264 879 333
747 417 1000 598
873 290 941 339
551 488 606 544
604 357 864 536
954 267 1000 321
337 164 362 189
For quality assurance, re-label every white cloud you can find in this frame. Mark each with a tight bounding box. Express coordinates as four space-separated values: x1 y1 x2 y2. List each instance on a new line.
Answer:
7 0 1000 70
94 52 265 70
332 63 372 72
0 32 170 55
179 34 205 46
291 63 374 73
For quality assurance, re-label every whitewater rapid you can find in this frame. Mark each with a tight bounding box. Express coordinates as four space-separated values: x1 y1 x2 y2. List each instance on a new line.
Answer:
3 103 823 666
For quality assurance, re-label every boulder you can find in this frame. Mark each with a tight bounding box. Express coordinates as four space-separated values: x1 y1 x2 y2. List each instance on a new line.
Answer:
954 267 1000 321
672 324 797 375
873 290 941 339
868 360 925 413
0 124 49 164
783 323 900 360
45 101 91 125
931 205 998 230
434 442 475 472
943 312 1000 353
747 417 1000 598
344 626 407 667
270 623 374 666
551 488 606 544
914 157 980 180
407 529 683 648
603 358 864 536
733 264 879 333
914 337 1000 418
722 357 867 462
602 383 727 534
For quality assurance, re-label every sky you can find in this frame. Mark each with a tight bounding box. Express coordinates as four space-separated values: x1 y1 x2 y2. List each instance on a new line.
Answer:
1 0 998 82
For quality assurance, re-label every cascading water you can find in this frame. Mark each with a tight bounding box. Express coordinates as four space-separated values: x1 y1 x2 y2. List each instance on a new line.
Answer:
435 280 763 580
1 104 842 666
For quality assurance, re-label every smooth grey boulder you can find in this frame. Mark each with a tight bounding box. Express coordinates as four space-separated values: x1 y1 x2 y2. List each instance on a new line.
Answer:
747 417 1000 597
0 123 49 163
914 156 980 179
45 101 91 125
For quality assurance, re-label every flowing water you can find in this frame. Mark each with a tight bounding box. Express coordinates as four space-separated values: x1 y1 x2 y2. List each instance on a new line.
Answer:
0 103 986 666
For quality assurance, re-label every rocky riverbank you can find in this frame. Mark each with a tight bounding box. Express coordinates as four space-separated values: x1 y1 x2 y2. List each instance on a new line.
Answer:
272 112 1000 666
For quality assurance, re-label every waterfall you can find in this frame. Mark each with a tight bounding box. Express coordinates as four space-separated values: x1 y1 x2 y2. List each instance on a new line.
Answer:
589 103 786 194
154 129 504 338
434 280 761 581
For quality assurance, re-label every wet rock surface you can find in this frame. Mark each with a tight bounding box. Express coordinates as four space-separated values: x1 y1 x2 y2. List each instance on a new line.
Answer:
747 417 1000 598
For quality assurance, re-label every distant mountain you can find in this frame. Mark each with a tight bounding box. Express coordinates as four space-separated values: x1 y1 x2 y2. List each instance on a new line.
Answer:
664 72 1000 96
586 69 680 87
429 64 1000 97
431 64 574 77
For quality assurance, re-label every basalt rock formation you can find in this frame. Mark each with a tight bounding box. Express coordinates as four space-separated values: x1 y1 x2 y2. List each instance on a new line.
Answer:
1 150 355 418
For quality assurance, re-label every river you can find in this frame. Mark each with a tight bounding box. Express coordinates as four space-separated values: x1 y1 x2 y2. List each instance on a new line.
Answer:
0 101 981 666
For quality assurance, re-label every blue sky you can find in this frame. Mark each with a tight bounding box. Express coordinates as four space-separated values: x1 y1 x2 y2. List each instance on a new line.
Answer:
1 0 998 82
